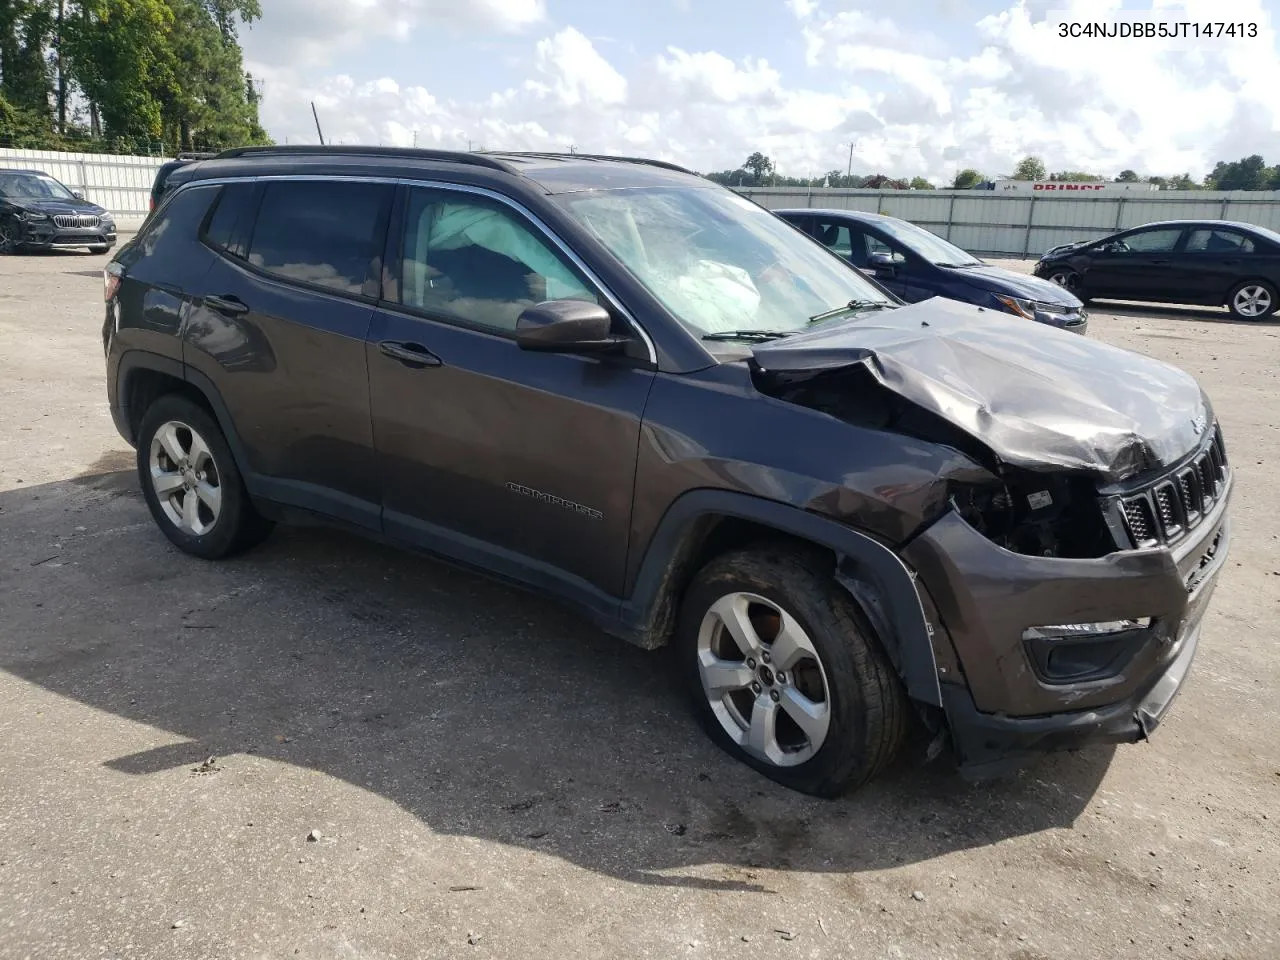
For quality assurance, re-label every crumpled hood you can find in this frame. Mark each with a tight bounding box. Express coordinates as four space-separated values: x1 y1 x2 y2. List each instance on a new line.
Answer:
951 265 1081 307
751 297 1211 482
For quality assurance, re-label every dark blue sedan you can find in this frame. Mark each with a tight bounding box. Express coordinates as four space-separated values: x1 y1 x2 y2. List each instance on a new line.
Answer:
776 208 1088 334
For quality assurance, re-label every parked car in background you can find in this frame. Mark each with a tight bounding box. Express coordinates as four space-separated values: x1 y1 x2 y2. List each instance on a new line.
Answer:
0 168 117 254
1034 220 1280 320
105 147 1230 797
777 208 1088 334
148 153 216 214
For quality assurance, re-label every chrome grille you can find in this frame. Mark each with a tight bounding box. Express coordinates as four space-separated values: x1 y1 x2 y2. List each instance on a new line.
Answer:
1118 424 1228 547
53 214 100 228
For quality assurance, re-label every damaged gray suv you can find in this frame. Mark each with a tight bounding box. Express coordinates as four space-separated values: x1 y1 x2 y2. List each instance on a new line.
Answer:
104 147 1232 796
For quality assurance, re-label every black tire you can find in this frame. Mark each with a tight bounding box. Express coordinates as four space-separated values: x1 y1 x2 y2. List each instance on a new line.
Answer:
677 543 909 797
135 394 273 559
1226 279 1277 320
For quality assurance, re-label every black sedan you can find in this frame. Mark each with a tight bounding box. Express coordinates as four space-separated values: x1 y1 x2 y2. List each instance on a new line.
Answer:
1034 220 1280 320
0 168 117 254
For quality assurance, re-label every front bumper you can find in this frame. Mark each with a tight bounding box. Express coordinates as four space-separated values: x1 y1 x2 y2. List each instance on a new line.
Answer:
903 468 1232 777
16 219 116 250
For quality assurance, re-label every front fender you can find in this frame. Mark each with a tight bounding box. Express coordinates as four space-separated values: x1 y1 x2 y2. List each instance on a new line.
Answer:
619 488 945 708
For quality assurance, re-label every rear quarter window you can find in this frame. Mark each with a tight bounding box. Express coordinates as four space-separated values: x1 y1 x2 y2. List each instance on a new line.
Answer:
202 183 257 259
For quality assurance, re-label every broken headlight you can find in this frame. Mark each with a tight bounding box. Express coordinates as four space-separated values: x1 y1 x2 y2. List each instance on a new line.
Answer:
953 472 1118 559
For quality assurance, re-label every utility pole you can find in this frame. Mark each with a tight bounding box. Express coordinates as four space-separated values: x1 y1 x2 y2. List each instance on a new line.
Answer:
847 142 854 178
311 102 325 145
413 130 418 148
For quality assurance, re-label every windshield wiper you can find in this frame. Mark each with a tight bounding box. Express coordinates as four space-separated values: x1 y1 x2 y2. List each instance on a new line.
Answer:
808 299 895 323
701 330 796 342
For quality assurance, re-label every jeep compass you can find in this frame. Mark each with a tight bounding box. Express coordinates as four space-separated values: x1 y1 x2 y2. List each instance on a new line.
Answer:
102 147 1232 796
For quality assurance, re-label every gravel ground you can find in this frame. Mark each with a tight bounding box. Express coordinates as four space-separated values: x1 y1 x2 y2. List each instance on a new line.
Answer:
1 248 1278 960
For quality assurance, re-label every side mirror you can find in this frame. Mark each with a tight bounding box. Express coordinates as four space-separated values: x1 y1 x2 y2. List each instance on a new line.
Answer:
515 300 627 354
71 189 85 200
868 251 896 272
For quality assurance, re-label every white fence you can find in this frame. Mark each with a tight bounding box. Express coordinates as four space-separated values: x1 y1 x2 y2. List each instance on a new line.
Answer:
738 186 1280 257
0 148 164 229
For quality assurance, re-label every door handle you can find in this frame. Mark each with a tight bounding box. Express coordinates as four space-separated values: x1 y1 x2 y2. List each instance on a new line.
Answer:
1221 259 1239 266
204 294 249 316
1150 259 1171 265
379 340 442 368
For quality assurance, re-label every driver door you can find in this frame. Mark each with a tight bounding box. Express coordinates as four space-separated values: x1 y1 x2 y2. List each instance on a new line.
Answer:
1085 226 1188 300
368 185 656 599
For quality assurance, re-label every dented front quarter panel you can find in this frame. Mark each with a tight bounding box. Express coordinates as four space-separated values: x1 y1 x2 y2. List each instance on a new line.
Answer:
625 362 993 592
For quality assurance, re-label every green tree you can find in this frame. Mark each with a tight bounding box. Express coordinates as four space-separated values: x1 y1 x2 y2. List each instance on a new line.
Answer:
952 168 984 189
0 0 55 119
1115 169 1140 182
64 0 176 144
743 151 773 181
909 176 933 190
1049 170 1103 182
1205 155 1270 191
1011 155 1046 181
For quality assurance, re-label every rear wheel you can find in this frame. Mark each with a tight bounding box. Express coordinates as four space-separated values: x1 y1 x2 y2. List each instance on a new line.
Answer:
136 394 273 559
1226 280 1276 320
678 543 908 797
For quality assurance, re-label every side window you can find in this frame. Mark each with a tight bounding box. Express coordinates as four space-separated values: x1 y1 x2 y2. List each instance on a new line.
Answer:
245 181 391 296
813 221 853 258
400 189 600 333
129 184 221 264
863 232 907 264
1184 229 1255 254
202 183 256 259
1115 228 1183 254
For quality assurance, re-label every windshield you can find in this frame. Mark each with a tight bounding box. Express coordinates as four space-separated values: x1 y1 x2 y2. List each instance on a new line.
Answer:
875 217 982 267
555 186 894 336
0 172 75 201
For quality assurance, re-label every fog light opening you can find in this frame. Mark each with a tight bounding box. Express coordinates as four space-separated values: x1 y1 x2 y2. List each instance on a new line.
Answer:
1022 618 1152 642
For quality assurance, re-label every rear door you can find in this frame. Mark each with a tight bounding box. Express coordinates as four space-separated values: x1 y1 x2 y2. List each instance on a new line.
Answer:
1178 227 1260 304
184 178 393 529
367 184 656 601
1084 226 1188 301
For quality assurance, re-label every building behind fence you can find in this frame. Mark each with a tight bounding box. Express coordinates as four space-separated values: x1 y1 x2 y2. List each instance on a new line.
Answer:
4 146 1280 254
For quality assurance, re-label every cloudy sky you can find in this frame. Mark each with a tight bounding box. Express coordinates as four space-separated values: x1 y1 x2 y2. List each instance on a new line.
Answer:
239 0 1280 185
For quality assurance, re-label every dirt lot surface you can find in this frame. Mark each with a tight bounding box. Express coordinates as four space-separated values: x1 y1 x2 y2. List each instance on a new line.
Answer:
1 248 1278 960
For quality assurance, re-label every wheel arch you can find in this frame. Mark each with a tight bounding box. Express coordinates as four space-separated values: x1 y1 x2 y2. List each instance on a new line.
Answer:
115 351 255 489
619 489 944 708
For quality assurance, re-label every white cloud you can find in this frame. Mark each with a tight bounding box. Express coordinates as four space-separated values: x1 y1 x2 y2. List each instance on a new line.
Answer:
254 0 1280 185
241 0 545 68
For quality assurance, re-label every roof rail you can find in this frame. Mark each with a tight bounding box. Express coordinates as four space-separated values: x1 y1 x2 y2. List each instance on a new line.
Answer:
176 152 216 160
491 152 698 176
212 144 518 173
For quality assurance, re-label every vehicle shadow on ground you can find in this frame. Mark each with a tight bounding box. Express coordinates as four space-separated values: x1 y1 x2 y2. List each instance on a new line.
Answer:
0 463 1117 892
1093 301 1278 326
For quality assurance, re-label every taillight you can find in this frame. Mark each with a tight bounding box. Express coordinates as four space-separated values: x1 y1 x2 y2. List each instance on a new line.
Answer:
104 266 122 302
150 196 156 211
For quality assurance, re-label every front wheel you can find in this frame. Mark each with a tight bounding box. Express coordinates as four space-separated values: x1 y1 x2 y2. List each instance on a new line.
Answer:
1227 280 1277 320
0 217 22 255
136 394 274 559
1046 267 1088 301
677 544 909 797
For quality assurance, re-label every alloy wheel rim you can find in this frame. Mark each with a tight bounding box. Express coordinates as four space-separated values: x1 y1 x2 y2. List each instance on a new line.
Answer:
1049 271 1078 291
149 420 222 536
696 592 832 767
1233 285 1272 318
0 222 15 253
